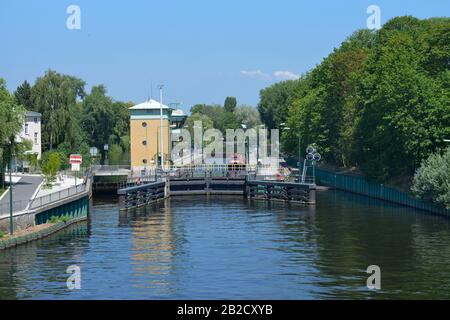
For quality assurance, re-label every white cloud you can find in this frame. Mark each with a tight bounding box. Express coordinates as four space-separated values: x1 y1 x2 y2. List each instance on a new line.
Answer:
240 70 271 80
273 71 300 80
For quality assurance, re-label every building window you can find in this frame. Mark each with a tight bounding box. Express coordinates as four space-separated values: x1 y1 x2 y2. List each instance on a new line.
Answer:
142 122 147 128
142 140 147 146
34 117 38 123
34 132 38 144
25 123 29 135
143 159 147 164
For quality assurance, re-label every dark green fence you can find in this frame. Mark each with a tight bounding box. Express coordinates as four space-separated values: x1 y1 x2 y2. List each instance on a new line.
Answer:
316 168 450 217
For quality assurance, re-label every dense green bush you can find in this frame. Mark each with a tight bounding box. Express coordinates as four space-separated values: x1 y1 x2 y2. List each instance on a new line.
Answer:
412 148 450 208
41 152 61 187
48 215 71 224
0 230 4 238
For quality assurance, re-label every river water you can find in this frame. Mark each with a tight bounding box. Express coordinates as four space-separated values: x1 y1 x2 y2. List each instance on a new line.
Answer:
1 190 450 299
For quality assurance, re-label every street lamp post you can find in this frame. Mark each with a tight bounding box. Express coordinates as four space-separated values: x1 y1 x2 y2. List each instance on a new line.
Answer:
9 156 13 235
241 124 248 166
159 85 164 169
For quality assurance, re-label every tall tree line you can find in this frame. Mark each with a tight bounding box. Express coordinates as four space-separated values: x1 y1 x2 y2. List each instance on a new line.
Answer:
12 69 132 167
257 16 450 183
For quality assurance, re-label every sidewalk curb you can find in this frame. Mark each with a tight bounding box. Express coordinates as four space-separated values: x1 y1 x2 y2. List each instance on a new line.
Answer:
27 177 45 209
0 187 10 202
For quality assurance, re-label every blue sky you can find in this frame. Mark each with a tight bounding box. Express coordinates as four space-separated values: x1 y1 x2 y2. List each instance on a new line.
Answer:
0 0 448 113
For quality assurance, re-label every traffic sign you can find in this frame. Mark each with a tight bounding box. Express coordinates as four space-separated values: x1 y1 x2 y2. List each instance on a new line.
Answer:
69 154 82 165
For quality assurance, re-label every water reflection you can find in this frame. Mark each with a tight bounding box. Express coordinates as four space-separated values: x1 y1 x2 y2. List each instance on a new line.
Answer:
0 191 450 299
312 191 450 299
0 222 89 299
128 200 178 295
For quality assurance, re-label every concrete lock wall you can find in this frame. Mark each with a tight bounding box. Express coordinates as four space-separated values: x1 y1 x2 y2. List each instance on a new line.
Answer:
0 212 35 233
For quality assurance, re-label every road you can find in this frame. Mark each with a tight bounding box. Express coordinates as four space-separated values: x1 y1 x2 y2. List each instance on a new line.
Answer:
0 175 43 214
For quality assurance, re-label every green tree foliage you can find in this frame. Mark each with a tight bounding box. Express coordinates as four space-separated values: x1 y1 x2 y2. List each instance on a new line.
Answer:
41 152 61 187
8 70 133 167
31 69 85 152
81 85 114 159
14 80 33 110
412 148 450 208
0 78 26 188
184 112 214 134
355 17 449 181
224 96 237 113
260 16 449 187
234 105 262 129
108 144 123 165
190 104 225 129
187 98 259 134
258 80 302 129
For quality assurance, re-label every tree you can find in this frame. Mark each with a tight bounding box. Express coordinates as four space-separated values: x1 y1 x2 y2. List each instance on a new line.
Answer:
412 148 450 208
81 85 114 163
218 112 239 132
224 96 237 113
355 17 450 181
108 144 123 165
261 16 449 188
190 104 225 130
258 80 301 129
31 69 85 152
41 152 61 187
14 80 33 110
0 79 26 188
234 105 262 129
184 113 214 133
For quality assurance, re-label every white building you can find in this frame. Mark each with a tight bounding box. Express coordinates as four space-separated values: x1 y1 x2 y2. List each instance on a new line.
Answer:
13 111 42 171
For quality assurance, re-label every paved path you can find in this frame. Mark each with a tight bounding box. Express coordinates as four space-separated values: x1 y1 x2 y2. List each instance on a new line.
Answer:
0 175 43 214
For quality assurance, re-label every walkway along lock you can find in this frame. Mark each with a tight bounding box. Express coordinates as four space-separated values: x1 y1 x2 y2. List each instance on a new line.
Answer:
117 165 317 211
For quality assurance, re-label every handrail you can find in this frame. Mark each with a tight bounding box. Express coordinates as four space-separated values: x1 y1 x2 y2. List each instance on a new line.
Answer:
28 181 88 210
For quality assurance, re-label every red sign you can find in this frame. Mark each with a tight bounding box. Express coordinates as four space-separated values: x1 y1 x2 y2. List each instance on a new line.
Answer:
69 154 83 165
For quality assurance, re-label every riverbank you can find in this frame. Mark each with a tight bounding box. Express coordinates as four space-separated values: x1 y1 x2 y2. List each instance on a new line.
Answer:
316 167 450 217
0 215 87 250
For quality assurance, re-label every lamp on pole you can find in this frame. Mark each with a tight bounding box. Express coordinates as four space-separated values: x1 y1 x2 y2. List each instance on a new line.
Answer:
9 153 13 235
241 124 248 166
159 85 164 169
7 136 15 235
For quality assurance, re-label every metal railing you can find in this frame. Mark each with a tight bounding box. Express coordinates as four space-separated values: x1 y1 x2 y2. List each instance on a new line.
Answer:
0 200 30 216
316 168 450 216
92 165 131 172
28 183 87 210
117 175 162 189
